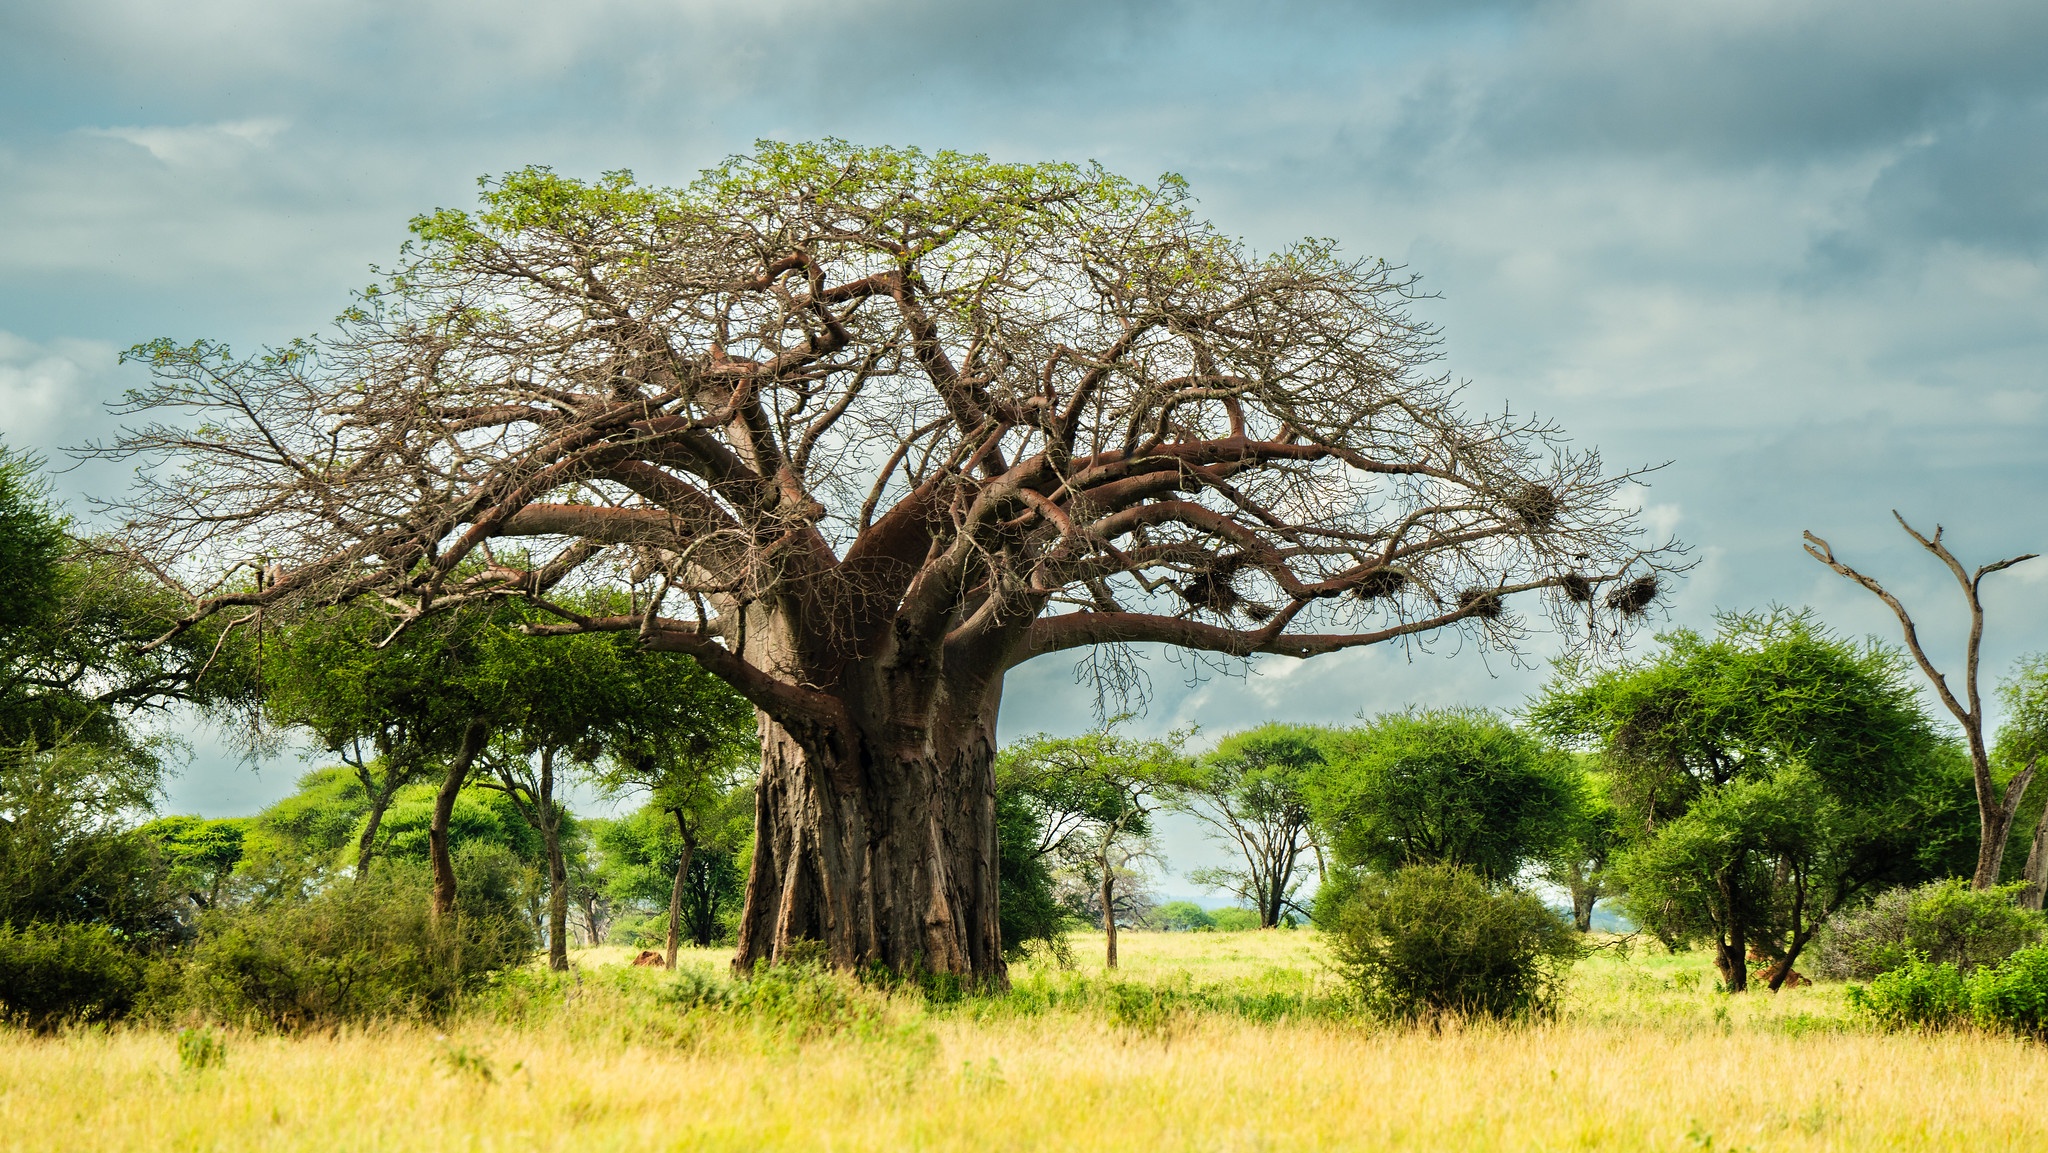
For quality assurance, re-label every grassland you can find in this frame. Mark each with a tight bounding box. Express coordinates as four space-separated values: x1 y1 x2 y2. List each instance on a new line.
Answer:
3 931 2044 1152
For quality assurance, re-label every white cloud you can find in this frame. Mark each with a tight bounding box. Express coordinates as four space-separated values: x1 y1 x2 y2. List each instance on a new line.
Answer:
86 117 288 166
0 331 118 446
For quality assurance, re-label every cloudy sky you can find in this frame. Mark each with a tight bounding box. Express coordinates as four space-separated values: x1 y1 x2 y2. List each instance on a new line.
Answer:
4 1 2046 884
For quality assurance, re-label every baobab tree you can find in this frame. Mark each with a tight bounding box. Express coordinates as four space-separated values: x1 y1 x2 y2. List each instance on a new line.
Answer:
102 141 1674 981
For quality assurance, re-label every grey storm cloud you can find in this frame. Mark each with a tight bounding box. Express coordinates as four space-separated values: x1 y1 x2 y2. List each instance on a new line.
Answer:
1 0 2045 831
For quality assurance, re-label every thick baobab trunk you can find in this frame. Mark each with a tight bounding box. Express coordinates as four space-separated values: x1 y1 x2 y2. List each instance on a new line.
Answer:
428 720 491 921
664 811 693 970
732 714 1005 982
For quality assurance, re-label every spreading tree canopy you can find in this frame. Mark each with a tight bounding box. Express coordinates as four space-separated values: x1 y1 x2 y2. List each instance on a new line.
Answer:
102 141 1676 979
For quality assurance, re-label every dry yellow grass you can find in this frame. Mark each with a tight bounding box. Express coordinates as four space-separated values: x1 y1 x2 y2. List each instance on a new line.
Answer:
2 931 2041 1152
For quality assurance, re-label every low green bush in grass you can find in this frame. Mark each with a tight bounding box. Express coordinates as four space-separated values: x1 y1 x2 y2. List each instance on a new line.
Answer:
1814 879 2044 981
1850 944 2048 1036
1323 864 1581 1021
0 921 148 1030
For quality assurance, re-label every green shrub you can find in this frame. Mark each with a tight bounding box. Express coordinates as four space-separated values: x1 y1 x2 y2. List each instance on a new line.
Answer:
1850 944 2048 1037
1209 907 1262 932
1149 901 1215 932
1813 879 2044 981
163 848 534 1028
1325 864 1580 1021
0 921 148 1029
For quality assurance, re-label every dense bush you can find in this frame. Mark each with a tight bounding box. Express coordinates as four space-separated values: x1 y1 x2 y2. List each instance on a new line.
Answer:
163 847 534 1028
0 921 149 1030
1324 864 1581 1020
1811 880 2045 981
1850 945 2048 1037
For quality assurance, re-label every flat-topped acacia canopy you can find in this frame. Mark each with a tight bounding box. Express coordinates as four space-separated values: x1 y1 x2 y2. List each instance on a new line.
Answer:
106 141 1675 979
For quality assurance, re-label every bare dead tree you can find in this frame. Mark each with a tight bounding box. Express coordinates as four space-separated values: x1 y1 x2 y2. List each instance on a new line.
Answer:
97 143 1679 981
1804 515 2040 890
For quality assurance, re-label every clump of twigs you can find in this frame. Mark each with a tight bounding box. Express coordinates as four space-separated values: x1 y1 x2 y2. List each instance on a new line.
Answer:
1457 587 1504 619
1240 602 1275 623
1505 483 1561 528
1605 575 1659 616
1181 561 1245 616
1559 572 1593 604
1352 568 1408 601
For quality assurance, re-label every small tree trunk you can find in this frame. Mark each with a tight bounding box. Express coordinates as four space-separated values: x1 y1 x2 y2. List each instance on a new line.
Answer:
2021 801 2048 913
1714 869 1748 993
1973 757 2034 890
1568 861 1598 933
732 711 1004 982
665 810 693 970
1100 862 1119 970
545 822 570 970
428 720 491 921
355 791 393 880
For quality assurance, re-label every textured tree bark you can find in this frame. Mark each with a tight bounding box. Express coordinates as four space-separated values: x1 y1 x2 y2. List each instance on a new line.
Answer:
544 820 570 971
428 720 491 920
1714 869 1749 993
1567 861 1598 933
732 712 1005 982
1975 763 2031 891
664 810 693 970
2022 800 2048 912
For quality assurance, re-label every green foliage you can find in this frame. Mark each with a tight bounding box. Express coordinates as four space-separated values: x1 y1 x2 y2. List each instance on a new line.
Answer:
1997 653 2048 771
0 445 256 760
1149 900 1215 931
176 1027 226 1071
1312 708 1577 881
0 742 175 937
594 795 751 948
1850 945 2048 1037
1534 611 1960 977
1324 864 1581 1020
1532 610 1941 822
1812 880 2046 981
139 816 248 911
0 921 148 1030
0 447 70 637
1208 907 1262 932
996 726 1193 931
995 778 1070 960
1180 724 1324 926
165 847 533 1029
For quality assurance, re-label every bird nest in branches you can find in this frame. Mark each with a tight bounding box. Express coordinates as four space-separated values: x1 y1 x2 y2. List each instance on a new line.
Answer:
1180 560 1246 617
1351 568 1408 601
1604 575 1659 616
1559 572 1594 604
1457 587 1505 619
1505 483 1562 528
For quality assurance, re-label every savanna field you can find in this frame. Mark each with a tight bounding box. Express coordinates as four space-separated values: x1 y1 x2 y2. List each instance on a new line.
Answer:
7 931 2042 1153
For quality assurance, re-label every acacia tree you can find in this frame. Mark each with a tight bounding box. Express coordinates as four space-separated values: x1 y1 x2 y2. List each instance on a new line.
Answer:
1806 517 2039 890
1533 611 1957 991
1312 708 1578 883
997 727 1190 968
103 142 1673 980
1176 724 1324 927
